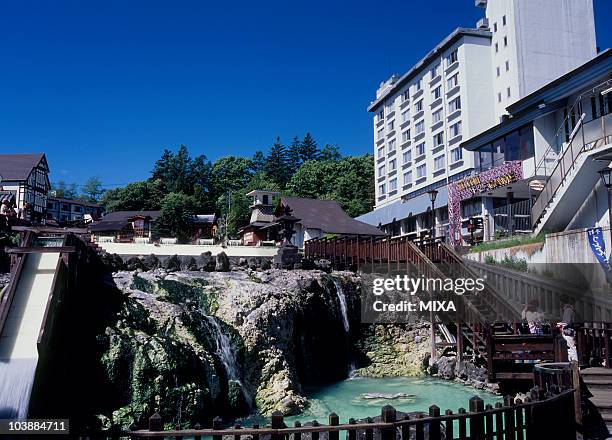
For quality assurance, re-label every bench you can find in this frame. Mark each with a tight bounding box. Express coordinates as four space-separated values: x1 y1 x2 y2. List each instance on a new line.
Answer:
260 240 276 247
98 236 115 243
227 239 242 246
160 238 178 245
198 238 215 245
134 237 151 244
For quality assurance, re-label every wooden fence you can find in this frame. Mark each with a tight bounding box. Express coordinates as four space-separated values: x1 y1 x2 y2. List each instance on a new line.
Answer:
125 388 576 440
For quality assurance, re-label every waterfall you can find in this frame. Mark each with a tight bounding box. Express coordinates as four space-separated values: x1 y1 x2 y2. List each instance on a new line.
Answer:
205 316 252 409
0 358 38 420
332 279 350 333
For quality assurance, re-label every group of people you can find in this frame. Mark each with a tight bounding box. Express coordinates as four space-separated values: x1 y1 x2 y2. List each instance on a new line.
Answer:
0 199 29 221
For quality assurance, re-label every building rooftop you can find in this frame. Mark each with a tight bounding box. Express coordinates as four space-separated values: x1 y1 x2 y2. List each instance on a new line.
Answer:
89 210 161 232
48 196 102 208
367 27 492 112
279 196 386 236
0 153 47 181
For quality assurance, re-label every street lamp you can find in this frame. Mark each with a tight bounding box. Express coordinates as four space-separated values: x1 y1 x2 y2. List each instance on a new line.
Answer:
599 168 612 246
427 189 438 239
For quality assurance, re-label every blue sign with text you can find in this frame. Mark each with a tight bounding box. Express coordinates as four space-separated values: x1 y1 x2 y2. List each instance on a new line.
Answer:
587 227 611 273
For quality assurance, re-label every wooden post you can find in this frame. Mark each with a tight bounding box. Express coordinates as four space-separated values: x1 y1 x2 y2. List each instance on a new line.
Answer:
494 402 503 438
271 411 284 440
347 418 356 440
212 417 223 440
444 410 453 440
329 412 339 440
381 405 396 440
194 422 202 440
415 414 424 440
365 417 373 440
292 422 300 440
458 408 467 440
457 318 464 362
571 361 582 426
312 420 320 440
149 412 162 432
251 424 259 440
469 397 485 440
429 405 441 440
400 415 410 440
503 396 515 440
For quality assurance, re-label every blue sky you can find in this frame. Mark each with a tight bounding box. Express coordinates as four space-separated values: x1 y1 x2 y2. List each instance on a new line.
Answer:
1 0 611 188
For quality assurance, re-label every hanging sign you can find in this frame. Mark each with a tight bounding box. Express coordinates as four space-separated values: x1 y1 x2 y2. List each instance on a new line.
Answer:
587 227 611 273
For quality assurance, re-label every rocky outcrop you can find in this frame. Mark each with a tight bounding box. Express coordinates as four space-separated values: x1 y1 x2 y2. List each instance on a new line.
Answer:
97 268 374 429
354 322 430 377
431 355 498 393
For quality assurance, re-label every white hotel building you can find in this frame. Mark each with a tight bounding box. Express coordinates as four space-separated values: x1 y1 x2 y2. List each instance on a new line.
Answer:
358 0 597 243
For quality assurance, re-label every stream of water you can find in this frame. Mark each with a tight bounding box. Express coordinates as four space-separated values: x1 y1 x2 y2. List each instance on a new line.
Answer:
332 280 350 333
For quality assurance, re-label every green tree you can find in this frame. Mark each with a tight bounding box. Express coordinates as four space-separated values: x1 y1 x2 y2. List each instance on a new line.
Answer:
155 192 195 243
100 180 165 212
265 137 289 188
251 151 266 173
210 156 254 199
288 154 374 217
151 145 211 196
80 176 105 202
319 144 342 161
52 180 78 199
299 132 320 163
286 136 302 174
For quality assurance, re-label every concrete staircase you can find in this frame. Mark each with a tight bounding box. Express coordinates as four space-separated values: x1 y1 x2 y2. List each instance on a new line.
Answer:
582 367 612 426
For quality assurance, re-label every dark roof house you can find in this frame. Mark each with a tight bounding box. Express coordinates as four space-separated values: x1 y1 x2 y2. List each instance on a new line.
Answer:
278 197 386 237
89 210 161 233
0 153 48 181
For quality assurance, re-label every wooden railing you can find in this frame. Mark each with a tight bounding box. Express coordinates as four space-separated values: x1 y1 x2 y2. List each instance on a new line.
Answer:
125 389 577 440
0 230 32 337
575 322 611 368
486 333 569 381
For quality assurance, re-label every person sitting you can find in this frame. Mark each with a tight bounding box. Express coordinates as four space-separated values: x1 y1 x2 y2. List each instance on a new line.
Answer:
521 299 545 335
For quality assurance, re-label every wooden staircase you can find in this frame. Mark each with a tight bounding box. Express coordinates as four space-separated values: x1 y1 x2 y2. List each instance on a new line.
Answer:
582 367 612 426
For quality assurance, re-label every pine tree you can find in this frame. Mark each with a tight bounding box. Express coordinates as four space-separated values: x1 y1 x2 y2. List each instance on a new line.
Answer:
251 150 266 173
299 132 320 162
286 136 302 175
265 137 289 187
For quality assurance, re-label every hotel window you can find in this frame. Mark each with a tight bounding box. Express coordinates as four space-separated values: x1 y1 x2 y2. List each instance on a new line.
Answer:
416 142 426 157
497 92 502 102
388 139 396 152
379 183 386 194
378 164 386 176
402 150 411 164
389 178 397 191
377 128 384 140
507 87 511 98
402 90 410 102
415 100 423 112
378 146 385 157
496 66 500 77
449 121 462 138
402 109 410 123
493 22 497 32
415 79 422 92
447 73 458 89
495 43 499 53
448 96 461 113
446 49 458 67
388 120 395 131
451 147 463 163
430 64 440 79
505 60 510 71
389 158 397 171
378 109 384 121
403 171 412 185
402 129 411 143
433 131 444 148
502 15 506 26
387 102 394 114
434 155 445 171
432 108 443 124
504 36 508 47
416 164 427 178
431 85 441 100
415 120 425 134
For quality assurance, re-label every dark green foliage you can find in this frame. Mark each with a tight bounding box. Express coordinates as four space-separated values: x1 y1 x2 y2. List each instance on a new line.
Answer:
299 132 320 162
99 137 375 240
265 137 289 188
288 154 375 217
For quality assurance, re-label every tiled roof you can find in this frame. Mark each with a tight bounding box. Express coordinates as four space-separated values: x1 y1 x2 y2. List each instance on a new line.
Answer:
0 153 46 181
